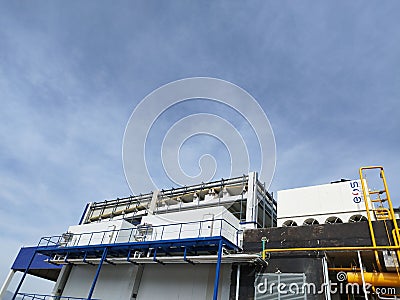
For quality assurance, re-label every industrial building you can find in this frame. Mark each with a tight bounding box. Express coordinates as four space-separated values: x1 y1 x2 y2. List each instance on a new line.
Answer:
1 166 399 299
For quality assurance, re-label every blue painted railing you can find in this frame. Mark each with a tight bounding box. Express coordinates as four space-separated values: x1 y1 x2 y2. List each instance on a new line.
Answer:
38 218 240 248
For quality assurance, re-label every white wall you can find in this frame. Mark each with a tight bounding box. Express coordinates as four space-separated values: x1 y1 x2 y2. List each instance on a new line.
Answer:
61 263 231 300
277 180 370 226
136 263 231 300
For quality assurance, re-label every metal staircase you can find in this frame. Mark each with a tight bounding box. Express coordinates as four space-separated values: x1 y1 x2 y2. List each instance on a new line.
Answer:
359 166 400 271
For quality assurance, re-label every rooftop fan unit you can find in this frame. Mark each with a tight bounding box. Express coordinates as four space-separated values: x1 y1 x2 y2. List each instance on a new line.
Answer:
134 223 153 241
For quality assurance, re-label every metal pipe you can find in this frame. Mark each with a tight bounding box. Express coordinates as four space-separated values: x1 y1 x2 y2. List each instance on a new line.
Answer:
213 240 223 300
322 257 331 300
261 238 266 260
347 272 400 287
235 265 240 300
357 251 368 300
328 267 360 271
87 247 108 300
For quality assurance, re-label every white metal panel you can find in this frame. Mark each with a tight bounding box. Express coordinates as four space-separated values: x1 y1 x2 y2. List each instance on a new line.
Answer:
141 206 240 245
61 264 138 299
66 219 135 246
136 263 231 300
277 180 368 227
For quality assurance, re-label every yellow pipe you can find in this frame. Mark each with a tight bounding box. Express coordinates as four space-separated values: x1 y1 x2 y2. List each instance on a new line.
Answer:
328 267 360 271
359 166 382 271
347 272 400 287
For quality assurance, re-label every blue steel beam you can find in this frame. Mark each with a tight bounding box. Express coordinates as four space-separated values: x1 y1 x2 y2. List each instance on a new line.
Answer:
87 247 108 300
213 239 223 300
183 247 195 265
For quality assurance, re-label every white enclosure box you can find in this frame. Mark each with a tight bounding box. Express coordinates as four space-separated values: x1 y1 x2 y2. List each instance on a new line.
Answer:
65 219 135 246
277 179 371 227
141 206 240 246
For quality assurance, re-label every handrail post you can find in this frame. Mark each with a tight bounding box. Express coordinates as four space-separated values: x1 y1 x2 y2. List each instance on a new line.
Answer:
198 221 202 238
101 232 105 244
144 226 148 241
76 234 82 246
88 233 94 245
114 229 119 244
128 228 134 242
161 226 165 240
178 224 183 239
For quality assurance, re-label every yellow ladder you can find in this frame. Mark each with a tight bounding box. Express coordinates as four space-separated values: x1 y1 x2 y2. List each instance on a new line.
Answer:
359 166 400 271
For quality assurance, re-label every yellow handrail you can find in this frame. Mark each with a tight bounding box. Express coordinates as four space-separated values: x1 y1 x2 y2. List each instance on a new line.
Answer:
359 166 382 270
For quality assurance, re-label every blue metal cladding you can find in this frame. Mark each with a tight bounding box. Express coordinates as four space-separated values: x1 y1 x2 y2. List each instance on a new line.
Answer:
11 247 62 271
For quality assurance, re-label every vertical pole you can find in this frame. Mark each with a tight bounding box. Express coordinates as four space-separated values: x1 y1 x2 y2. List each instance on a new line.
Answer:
0 269 15 299
357 251 368 300
87 247 108 300
245 172 257 229
322 257 331 300
261 238 266 260
12 250 37 300
213 239 223 300
235 265 241 300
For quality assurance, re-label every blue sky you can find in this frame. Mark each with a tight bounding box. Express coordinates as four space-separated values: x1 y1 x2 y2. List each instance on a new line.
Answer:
1 0 400 294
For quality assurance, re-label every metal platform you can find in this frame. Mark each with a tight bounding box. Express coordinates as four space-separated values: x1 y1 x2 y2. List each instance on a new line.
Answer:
11 247 62 281
37 236 240 264
11 219 241 300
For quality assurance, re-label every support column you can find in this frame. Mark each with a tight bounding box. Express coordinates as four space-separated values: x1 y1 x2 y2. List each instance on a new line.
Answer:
131 265 144 299
213 239 223 300
52 264 72 297
245 172 258 229
0 270 15 300
148 190 159 215
12 250 36 300
235 265 240 300
87 247 108 300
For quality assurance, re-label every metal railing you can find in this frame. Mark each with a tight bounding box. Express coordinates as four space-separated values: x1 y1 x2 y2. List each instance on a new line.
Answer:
16 293 99 300
38 218 240 248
